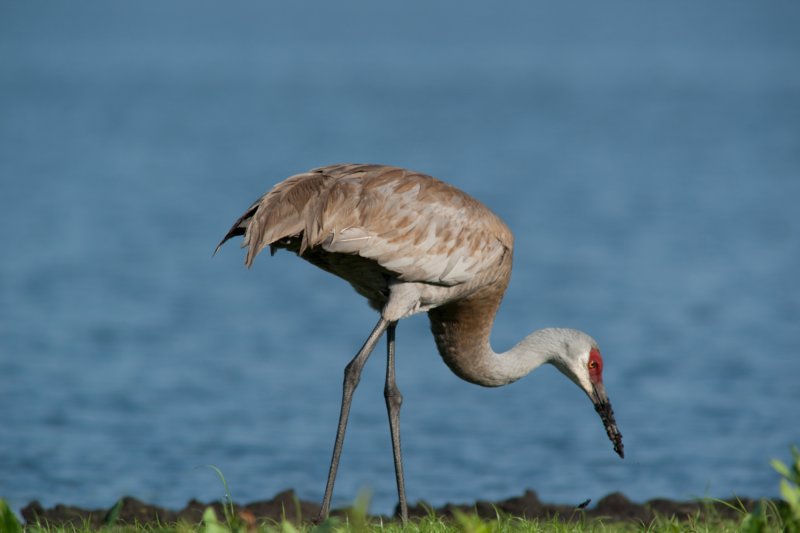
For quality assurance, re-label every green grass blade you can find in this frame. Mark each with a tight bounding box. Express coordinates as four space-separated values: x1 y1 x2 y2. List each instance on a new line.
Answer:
204 464 237 526
772 459 791 479
0 499 23 533
105 497 124 525
203 506 230 533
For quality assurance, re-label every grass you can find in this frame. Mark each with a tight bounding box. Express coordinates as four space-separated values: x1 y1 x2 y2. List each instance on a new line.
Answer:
0 497 775 533
5 446 799 533
0 508 758 533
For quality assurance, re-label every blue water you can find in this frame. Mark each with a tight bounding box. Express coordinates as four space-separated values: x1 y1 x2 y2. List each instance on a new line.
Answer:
1 0 799 517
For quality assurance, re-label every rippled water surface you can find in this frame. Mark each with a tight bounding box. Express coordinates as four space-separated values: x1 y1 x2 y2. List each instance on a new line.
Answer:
1 0 799 516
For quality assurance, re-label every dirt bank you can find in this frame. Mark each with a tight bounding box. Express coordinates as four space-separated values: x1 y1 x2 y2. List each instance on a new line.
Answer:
21 489 764 529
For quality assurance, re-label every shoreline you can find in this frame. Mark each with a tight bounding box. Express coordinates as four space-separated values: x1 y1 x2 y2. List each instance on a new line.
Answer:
19 489 767 527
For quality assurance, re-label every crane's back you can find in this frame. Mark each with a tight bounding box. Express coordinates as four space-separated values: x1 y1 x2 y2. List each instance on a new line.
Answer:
218 165 514 306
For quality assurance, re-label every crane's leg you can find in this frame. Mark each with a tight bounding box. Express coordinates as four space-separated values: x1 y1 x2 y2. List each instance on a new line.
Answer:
317 316 389 522
384 321 408 522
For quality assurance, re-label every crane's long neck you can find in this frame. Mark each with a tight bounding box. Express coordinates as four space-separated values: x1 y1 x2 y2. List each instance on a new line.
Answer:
428 284 555 388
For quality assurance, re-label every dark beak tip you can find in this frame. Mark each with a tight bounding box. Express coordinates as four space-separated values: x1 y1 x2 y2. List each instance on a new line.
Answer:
594 400 624 459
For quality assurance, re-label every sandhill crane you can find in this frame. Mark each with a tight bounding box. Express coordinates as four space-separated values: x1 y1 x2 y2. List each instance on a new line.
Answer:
216 164 623 522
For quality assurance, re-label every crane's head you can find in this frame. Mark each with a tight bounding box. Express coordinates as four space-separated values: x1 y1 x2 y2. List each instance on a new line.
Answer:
549 331 624 458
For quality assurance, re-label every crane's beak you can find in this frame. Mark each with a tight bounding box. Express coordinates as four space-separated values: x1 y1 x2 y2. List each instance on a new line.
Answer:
590 382 624 458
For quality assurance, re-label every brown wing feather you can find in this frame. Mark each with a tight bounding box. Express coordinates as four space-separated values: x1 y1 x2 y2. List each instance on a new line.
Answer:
217 164 514 285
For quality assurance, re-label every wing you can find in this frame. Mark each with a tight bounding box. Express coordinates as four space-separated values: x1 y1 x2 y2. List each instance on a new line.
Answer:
217 164 514 286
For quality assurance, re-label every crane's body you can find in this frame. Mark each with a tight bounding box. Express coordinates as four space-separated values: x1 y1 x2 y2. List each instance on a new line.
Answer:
216 164 623 522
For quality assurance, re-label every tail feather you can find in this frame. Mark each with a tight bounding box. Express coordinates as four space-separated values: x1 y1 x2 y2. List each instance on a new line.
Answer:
214 202 260 256
214 170 335 267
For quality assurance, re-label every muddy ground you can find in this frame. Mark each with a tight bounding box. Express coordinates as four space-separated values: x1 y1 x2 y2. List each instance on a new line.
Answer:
20 489 768 528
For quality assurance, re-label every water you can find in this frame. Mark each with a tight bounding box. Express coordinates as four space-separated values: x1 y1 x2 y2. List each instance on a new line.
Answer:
1 0 799 516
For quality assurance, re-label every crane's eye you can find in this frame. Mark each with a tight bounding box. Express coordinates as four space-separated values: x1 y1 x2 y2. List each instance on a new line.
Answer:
588 347 603 382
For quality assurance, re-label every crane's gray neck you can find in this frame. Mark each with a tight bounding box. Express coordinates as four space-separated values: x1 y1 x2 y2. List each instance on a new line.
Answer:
427 287 564 387
436 328 561 387
491 329 567 385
